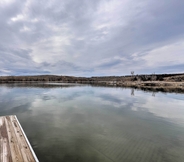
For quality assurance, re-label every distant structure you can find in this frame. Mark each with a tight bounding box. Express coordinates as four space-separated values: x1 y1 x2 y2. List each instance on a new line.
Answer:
131 71 134 76
151 73 157 81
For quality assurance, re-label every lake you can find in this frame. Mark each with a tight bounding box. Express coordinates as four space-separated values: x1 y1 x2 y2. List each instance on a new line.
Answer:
0 83 184 162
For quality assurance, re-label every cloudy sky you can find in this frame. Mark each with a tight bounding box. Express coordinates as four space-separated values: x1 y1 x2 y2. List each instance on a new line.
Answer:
0 0 184 76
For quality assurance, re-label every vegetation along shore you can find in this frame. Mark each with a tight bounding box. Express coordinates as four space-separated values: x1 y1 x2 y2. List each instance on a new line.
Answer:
0 73 184 93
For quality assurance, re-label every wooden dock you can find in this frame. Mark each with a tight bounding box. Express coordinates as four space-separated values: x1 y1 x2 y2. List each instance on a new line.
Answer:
0 115 39 162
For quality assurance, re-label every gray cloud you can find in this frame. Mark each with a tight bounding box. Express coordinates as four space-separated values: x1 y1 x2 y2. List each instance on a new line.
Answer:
0 0 184 76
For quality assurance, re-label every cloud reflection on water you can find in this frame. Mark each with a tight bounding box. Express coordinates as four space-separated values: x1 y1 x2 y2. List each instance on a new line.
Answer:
0 84 184 161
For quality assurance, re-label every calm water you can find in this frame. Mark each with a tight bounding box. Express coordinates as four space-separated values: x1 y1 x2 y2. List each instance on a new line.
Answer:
0 83 184 162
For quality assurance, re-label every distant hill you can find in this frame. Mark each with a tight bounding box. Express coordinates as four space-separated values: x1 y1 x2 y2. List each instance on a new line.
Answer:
0 73 184 83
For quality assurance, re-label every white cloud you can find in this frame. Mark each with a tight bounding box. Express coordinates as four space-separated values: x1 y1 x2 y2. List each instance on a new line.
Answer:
11 14 24 21
31 18 39 23
20 26 31 32
142 41 184 67
0 0 15 5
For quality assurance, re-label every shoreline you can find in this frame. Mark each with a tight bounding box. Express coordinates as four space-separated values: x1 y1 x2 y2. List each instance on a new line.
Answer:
0 80 184 93
91 81 184 93
0 73 184 93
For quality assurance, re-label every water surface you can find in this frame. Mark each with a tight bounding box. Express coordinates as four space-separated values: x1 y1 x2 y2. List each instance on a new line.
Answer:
0 83 184 162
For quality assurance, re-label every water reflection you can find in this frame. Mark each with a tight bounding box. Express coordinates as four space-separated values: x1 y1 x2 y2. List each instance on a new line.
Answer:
131 88 134 96
0 83 184 162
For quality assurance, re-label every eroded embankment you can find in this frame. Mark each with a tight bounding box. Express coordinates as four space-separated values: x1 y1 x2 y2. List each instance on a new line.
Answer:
91 81 184 93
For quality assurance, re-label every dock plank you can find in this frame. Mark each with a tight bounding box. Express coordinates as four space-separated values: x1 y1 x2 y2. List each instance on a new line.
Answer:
0 116 38 162
0 116 12 162
10 116 35 162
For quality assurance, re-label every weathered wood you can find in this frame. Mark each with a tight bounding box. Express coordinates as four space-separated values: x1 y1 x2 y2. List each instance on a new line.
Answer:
0 116 12 162
0 115 39 162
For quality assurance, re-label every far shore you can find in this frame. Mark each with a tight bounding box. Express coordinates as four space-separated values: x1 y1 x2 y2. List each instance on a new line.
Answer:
0 73 184 93
92 81 184 93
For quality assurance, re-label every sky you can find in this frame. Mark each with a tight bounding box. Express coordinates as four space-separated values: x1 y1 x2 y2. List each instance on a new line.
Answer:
0 0 184 76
